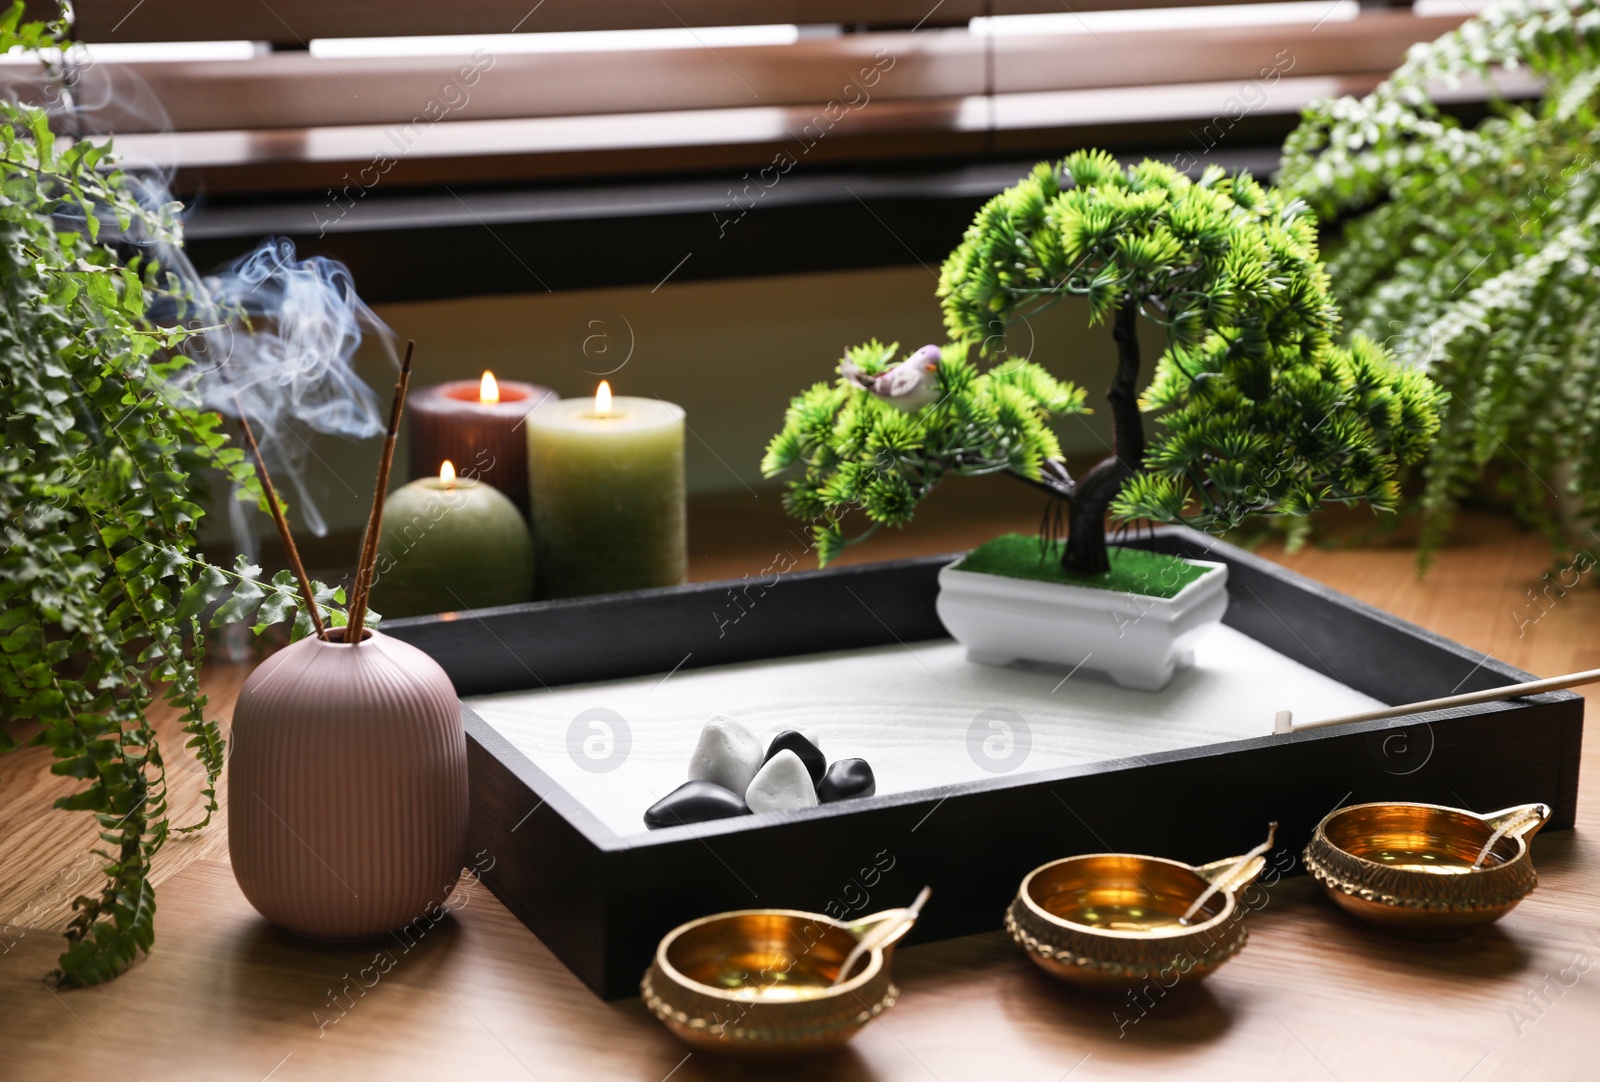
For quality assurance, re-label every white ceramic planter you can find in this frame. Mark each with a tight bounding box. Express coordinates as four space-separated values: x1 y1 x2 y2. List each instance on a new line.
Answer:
935 555 1229 691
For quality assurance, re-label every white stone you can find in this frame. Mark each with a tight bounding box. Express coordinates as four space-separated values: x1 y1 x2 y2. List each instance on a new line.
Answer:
686 714 764 795
744 750 820 815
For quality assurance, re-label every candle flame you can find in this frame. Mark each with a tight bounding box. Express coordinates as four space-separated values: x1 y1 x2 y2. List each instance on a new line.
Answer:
595 380 613 416
479 370 500 404
439 459 456 487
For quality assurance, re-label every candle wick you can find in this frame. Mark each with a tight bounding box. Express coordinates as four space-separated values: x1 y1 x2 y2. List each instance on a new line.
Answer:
1180 822 1278 925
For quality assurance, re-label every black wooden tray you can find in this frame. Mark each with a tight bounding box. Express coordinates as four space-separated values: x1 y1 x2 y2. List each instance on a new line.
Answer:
383 528 1584 1000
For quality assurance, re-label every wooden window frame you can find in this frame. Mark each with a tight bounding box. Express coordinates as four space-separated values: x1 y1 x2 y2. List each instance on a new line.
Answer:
17 0 1527 300
21 7 1481 195
54 1 1364 43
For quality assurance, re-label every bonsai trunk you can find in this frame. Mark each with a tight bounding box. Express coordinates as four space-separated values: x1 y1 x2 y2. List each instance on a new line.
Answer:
1063 299 1144 576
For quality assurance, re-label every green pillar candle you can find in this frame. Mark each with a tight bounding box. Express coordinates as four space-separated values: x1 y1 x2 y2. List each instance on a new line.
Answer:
369 463 536 617
525 383 686 599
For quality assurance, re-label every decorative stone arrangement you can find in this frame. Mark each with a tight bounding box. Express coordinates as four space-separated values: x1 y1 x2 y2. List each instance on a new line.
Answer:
644 714 876 829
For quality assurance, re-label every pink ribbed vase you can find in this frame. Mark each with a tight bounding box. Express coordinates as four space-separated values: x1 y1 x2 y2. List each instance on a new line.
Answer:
228 628 468 941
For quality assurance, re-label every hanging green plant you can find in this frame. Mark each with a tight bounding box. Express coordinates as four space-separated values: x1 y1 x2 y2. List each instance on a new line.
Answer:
1278 0 1600 558
0 4 354 988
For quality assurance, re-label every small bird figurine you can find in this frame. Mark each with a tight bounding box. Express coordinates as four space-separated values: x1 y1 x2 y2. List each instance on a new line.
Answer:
841 344 943 412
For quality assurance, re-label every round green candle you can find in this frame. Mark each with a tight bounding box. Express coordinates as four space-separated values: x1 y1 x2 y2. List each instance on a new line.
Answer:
525 384 686 599
369 464 535 617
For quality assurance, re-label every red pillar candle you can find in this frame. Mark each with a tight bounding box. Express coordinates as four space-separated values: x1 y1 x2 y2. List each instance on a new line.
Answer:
406 372 553 517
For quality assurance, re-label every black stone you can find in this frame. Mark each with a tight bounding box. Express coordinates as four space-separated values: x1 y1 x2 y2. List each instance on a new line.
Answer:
817 758 876 802
643 780 750 830
764 731 826 785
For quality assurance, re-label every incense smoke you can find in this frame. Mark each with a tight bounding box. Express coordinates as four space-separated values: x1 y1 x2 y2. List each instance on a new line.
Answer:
3 39 400 542
180 241 399 539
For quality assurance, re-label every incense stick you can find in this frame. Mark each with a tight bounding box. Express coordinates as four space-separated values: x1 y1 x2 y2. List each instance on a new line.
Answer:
346 340 414 644
233 396 327 640
1273 667 1600 734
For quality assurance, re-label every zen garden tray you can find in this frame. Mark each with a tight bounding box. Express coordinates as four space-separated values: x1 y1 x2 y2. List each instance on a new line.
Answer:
383 527 1583 999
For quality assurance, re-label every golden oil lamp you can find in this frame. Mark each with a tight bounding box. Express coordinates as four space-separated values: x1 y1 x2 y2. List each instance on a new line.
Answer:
1303 800 1550 939
1006 827 1274 992
641 889 928 1057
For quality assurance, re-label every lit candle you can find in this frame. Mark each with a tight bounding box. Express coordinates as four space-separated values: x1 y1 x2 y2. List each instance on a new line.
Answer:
369 459 536 617
525 381 686 598
406 371 554 518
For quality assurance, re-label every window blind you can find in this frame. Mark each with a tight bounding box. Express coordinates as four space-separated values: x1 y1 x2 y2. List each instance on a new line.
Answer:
12 1 1493 196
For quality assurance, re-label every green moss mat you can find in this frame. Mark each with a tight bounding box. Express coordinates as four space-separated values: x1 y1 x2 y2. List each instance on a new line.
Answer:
953 533 1207 599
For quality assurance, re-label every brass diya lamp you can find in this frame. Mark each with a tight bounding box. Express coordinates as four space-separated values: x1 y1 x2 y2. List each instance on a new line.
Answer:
641 889 928 1056
1006 826 1274 992
1304 800 1550 940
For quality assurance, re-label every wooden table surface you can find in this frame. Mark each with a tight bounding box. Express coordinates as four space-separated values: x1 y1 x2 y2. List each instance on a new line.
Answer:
4 488 1597 1082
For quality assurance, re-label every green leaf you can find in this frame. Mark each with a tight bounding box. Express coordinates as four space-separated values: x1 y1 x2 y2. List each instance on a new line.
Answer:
1276 0 1589 560
211 574 264 625
252 572 302 633
177 565 229 622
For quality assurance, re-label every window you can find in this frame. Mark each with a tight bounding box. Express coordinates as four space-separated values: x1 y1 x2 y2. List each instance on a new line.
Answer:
22 0 1493 196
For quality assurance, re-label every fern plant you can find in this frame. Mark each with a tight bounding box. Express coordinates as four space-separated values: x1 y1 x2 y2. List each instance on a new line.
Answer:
766 152 1443 572
0 3 350 987
1278 0 1600 556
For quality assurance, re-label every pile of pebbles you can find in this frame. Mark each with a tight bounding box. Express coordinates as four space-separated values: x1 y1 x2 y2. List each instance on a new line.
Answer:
643 714 876 829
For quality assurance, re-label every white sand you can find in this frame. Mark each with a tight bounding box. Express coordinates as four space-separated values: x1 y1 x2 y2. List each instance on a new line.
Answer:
468 626 1382 838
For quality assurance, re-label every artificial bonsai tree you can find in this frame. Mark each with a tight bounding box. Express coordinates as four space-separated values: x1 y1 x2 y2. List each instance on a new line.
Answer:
1277 0 1600 558
765 152 1444 580
0 3 355 987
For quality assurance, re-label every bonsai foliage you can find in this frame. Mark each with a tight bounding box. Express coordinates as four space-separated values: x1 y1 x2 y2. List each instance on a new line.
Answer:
1278 0 1600 556
769 152 1442 574
0 4 348 987
763 340 1086 564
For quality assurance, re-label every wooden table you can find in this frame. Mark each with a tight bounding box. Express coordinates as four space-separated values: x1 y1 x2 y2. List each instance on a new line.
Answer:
4 490 1597 1082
